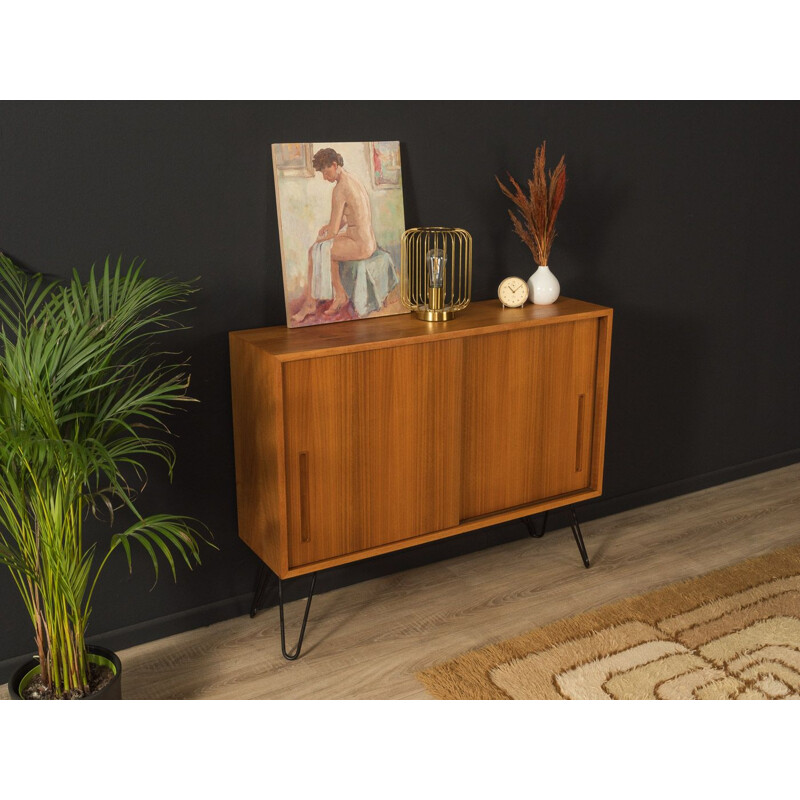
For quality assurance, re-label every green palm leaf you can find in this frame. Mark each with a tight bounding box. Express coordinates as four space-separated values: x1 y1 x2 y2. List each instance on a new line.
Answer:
0 252 214 697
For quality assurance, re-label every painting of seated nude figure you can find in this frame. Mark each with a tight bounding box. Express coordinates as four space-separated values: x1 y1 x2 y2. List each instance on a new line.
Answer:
272 141 407 328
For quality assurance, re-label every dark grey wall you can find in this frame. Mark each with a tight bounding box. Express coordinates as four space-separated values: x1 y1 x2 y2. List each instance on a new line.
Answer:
2 101 799 677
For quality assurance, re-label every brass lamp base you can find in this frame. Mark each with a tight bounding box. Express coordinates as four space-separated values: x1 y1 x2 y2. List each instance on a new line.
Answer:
415 307 457 322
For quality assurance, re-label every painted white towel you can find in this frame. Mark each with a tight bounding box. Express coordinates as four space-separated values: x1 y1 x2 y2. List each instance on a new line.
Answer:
310 240 333 301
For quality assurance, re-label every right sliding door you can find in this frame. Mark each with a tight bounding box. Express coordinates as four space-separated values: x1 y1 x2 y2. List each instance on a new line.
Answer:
460 319 601 520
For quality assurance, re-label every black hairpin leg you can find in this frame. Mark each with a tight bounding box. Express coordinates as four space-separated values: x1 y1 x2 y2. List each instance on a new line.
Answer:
524 510 549 539
568 506 591 569
249 564 317 660
525 506 590 568
250 563 270 618
278 572 317 661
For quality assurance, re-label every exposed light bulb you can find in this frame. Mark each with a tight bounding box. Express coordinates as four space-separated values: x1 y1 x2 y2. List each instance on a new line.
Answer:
426 248 446 289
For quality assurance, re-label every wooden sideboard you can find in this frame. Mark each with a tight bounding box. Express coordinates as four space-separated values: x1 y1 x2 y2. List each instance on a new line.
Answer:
229 297 613 584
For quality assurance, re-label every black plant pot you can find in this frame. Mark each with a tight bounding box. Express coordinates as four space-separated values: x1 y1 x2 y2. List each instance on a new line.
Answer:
8 645 122 700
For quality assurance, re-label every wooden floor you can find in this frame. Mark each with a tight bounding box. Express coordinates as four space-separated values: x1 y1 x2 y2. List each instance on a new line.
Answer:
5 463 800 699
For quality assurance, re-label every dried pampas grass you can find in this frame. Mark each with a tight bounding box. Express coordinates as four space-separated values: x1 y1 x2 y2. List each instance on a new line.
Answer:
496 141 566 266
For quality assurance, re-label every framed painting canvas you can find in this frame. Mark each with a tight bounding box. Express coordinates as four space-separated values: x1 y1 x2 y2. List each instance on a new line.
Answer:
271 141 407 328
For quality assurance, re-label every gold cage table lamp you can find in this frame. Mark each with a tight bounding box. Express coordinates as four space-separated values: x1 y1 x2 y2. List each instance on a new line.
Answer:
400 227 472 321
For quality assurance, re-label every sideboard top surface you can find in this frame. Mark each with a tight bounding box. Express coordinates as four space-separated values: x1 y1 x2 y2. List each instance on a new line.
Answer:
229 297 612 361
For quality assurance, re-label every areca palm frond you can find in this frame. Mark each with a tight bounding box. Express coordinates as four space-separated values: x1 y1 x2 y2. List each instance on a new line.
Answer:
0 252 212 698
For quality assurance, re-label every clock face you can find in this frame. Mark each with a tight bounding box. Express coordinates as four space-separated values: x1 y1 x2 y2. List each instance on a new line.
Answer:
498 277 529 308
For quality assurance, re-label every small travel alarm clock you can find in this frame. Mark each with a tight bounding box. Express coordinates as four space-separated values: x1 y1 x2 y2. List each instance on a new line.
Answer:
498 277 529 308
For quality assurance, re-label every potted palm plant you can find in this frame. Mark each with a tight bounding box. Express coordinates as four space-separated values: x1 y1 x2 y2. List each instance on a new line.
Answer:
0 253 212 699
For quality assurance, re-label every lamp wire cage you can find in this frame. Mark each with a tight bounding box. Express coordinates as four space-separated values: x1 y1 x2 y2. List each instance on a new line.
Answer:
400 227 472 321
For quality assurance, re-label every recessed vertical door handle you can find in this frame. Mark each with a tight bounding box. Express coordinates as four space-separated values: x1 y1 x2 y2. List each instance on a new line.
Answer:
575 394 586 472
299 451 311 542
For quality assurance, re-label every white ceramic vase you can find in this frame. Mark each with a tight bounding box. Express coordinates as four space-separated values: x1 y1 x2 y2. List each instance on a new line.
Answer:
528 265 560 305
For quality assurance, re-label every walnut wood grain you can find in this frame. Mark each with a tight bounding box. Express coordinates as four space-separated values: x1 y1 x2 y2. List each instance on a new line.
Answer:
460 319 600 519
589 313 613 491
228 297 613 580
282 341 463 567
232 297 609 361
229 332 288 574
275 487 601 578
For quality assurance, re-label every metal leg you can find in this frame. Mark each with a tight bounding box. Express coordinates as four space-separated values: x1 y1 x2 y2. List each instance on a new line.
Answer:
250 563 269 618
526 507 591 568
568 506 591 569
278 572 317 661
524 510 548 539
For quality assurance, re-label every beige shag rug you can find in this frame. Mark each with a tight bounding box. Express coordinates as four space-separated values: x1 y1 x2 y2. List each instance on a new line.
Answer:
417 544 800 699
